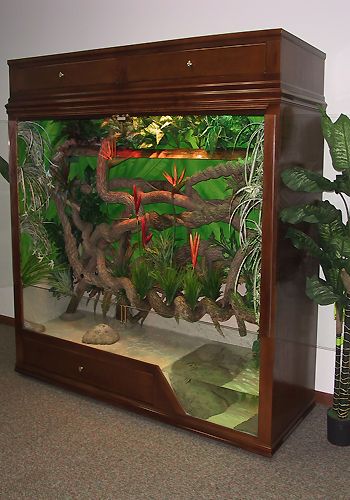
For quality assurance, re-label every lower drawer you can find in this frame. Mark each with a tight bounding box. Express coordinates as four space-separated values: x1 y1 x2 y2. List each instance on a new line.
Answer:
21 335 155 406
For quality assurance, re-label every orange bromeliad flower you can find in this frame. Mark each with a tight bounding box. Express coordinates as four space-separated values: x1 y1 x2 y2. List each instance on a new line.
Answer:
189 232 200 269
163 163 186 189
99 137 117 160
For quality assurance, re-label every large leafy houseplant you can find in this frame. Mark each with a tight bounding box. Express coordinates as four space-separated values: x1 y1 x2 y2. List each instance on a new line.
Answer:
281 108 350 445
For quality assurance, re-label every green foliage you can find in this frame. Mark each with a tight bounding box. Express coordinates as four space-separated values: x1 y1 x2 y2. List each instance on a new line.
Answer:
306 276 341 305
252 338 260 368
183 269 202 309
281 167 335 192
0 156 9 182
281 108 350 418
105 115 263 152
131 259 154 299
144 230 175 268
280 200 341 225
285 227 325 261
321 108 350 171
49 268 73 298
153 266 183 305
20 234 53 288
79 192 106 226
200 266 225 301
45 221 69 266
229 122 264 321
62 119 106 141
210 226 240 259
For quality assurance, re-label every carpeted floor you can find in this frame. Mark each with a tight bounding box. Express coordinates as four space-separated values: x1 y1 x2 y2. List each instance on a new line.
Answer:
1 325 349 500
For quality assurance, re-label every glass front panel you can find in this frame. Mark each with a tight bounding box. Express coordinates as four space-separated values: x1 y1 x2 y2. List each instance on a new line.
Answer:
0 120 13 302
17 115 263 435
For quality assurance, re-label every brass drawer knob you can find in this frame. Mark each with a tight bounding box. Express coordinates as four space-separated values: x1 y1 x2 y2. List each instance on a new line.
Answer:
78 365 84 373
186 60 193 68
58 71 64 78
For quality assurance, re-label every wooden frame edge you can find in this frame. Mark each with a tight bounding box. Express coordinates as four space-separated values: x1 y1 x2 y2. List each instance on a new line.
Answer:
0 314 15 327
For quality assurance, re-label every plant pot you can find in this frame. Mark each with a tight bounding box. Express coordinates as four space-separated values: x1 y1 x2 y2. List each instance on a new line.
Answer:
327 408 350 446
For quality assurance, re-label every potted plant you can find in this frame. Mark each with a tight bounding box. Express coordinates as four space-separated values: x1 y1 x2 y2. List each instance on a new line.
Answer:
280 108 350 446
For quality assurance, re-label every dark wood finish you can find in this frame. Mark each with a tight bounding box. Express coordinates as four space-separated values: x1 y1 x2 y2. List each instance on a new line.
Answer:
7 28 325 455
7 29 325 119
0 315 15 326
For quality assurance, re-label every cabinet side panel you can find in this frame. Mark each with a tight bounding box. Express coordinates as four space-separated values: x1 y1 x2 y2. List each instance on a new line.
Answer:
272 103 323 443
281 35 325 104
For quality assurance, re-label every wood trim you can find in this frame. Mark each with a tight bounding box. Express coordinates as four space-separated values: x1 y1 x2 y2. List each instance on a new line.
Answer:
0 314 15 326
6 29 325 120
315 390 332 407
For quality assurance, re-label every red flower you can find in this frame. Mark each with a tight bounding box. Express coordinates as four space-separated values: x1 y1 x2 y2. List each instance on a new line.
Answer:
141 217 153 247
133 184 142 216
163 164 186 189
99 138 117 160
189 232 200 269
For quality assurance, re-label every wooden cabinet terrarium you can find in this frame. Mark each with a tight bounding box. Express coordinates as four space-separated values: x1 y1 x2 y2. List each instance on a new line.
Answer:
6 29 325 456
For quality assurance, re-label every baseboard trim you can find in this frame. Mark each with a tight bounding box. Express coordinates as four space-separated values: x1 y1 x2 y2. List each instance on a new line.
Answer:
315 390 332 407
0 315 15 327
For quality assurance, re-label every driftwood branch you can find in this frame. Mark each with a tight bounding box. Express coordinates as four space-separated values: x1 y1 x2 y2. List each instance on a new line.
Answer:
51 141 256 336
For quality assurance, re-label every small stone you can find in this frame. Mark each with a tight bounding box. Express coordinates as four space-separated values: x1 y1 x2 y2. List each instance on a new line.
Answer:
24 320 46 333
82 323 120 345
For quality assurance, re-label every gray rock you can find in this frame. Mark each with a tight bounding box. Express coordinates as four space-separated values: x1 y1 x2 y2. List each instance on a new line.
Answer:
82 323 120 345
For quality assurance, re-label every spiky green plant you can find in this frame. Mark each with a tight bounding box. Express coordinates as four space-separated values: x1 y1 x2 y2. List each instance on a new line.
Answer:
49 268 73 298
131 259 154 299
200 266 225 301
229 122 264 321
20 235 54 288
281 108 350 421
183 269 203 310
17 121 60 266
144 230 175 268
153 266 183 305
17 121 54 215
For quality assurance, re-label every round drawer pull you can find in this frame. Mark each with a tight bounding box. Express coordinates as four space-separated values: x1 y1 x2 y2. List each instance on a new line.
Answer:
78 365 84 373
186 60 193 68
58 71 64 78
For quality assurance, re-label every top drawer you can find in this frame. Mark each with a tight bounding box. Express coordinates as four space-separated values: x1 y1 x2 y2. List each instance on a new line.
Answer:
126 43 268 85
9 57 122 94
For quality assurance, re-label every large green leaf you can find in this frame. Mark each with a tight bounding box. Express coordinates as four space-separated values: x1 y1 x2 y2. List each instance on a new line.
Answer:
281 167 334 193
0 156 9 183
334 174 350 196
285 227 325 260
306 275 341 305
320 107 333 148
323 112 350 171
280 200 341 225
318 217 347 250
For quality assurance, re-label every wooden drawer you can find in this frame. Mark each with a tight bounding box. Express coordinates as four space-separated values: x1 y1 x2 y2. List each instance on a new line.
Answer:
10 41 270 96
21 336 155 406
9 57 122 94
126 42 268 85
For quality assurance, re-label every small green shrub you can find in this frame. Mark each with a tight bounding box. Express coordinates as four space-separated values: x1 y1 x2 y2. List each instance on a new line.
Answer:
131 259 154 299
183 269 202 310
153 266 183 305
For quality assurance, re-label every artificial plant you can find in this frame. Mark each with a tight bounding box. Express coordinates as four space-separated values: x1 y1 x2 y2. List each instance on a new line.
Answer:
281 108 350 421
